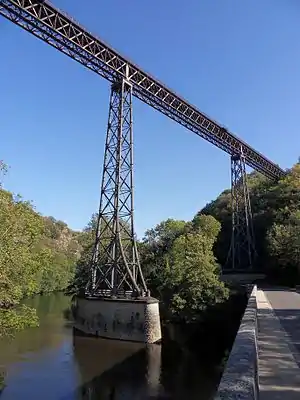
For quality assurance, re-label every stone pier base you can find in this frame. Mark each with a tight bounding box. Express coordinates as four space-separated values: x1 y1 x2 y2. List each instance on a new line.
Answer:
73 296 161 343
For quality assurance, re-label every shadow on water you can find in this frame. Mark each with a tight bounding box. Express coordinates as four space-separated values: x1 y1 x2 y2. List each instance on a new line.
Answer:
67 331 220 400
0 293 224 399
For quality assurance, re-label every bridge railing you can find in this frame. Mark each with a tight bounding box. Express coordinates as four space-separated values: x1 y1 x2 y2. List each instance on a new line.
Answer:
215 285 258 400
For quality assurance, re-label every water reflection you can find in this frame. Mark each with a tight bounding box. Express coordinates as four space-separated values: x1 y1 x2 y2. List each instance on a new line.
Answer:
0 293 71 362
72 337 162 399
0 293 220 400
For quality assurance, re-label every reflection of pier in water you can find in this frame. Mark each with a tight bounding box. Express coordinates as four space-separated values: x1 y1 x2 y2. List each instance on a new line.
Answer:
0 294 220 399
72 333 163 399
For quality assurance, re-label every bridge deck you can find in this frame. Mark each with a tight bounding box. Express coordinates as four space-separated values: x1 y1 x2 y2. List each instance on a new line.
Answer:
257 288 300 399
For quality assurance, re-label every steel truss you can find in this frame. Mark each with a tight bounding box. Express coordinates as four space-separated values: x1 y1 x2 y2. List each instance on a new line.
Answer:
226 151 256 270
86 80 147 298
0 0 285 180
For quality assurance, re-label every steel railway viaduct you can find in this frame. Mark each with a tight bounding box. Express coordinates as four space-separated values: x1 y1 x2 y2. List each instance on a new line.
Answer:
0 0 286 345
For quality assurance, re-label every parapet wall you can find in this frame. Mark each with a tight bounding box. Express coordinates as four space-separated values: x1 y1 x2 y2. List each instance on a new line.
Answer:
215 285 258 400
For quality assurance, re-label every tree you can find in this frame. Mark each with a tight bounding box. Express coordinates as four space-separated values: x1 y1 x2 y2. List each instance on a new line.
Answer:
267 212 300 285
155 230 228 321
201 162 300 284
191 214 221 241
140 215 228 322
141 219 187 279
143 219 187 249
0 165 81 337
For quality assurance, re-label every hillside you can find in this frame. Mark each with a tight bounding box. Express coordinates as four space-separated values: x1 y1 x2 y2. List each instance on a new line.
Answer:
0 181 82 337
201 162 300 284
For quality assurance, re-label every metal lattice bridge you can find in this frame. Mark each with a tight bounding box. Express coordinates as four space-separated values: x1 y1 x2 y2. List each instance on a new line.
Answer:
0 0 286 298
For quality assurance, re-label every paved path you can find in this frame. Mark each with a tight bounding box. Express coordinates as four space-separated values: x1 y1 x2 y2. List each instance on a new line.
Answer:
257 288 300 399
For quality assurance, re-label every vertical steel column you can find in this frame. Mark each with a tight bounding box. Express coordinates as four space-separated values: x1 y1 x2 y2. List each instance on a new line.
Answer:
86 79 147 298
226 150 256 270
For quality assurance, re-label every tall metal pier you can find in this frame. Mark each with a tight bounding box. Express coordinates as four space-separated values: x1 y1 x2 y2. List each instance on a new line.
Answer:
86 79 147 298
227 150 256 270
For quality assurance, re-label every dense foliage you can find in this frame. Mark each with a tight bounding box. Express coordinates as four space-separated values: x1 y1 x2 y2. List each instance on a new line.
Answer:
140 216 229 322
0 162 81 338
202 162 300 285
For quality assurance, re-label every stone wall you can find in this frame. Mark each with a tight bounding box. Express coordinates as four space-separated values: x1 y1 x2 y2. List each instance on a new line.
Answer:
73 296 161 343
215 285 258 400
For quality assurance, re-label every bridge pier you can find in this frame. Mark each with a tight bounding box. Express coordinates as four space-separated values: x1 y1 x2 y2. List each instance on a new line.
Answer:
74 78 161 343
225 148 256 271
74 296 161 343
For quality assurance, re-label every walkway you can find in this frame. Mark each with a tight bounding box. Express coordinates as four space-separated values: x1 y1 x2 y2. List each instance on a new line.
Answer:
257 288 300 399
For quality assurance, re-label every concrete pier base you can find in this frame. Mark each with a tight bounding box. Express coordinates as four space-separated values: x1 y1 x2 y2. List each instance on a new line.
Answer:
73 296 161 343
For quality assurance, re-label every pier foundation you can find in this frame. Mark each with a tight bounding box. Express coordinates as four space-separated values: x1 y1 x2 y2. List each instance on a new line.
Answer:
73 296 161 344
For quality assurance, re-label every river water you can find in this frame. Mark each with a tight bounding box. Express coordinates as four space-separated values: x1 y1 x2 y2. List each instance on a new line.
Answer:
0 293 222 399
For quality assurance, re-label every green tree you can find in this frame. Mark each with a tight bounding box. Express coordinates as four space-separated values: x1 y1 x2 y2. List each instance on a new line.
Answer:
168 233 228 319
140 215 228 322
143 219 187 249
0 164 81 337
141 218 187 279
201 162 300 284
267 211 300 285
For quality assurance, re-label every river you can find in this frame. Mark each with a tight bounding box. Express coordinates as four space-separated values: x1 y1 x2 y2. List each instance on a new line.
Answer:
0 293 223 399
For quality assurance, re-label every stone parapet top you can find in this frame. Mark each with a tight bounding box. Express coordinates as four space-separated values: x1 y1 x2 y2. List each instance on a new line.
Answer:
215 284 258 400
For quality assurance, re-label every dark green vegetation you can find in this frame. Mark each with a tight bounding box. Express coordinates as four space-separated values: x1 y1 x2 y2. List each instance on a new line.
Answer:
202 162 300 286
140 216 229 322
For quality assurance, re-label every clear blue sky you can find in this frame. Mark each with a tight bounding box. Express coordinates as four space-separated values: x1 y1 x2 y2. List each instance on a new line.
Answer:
1 0 299 237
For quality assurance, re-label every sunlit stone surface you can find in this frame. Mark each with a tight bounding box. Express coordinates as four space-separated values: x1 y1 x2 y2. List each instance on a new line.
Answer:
74 296 162 343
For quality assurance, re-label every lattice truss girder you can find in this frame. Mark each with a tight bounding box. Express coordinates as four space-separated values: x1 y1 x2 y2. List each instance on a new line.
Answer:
0 0 285 180
88 80 147 297
228 153 256 270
